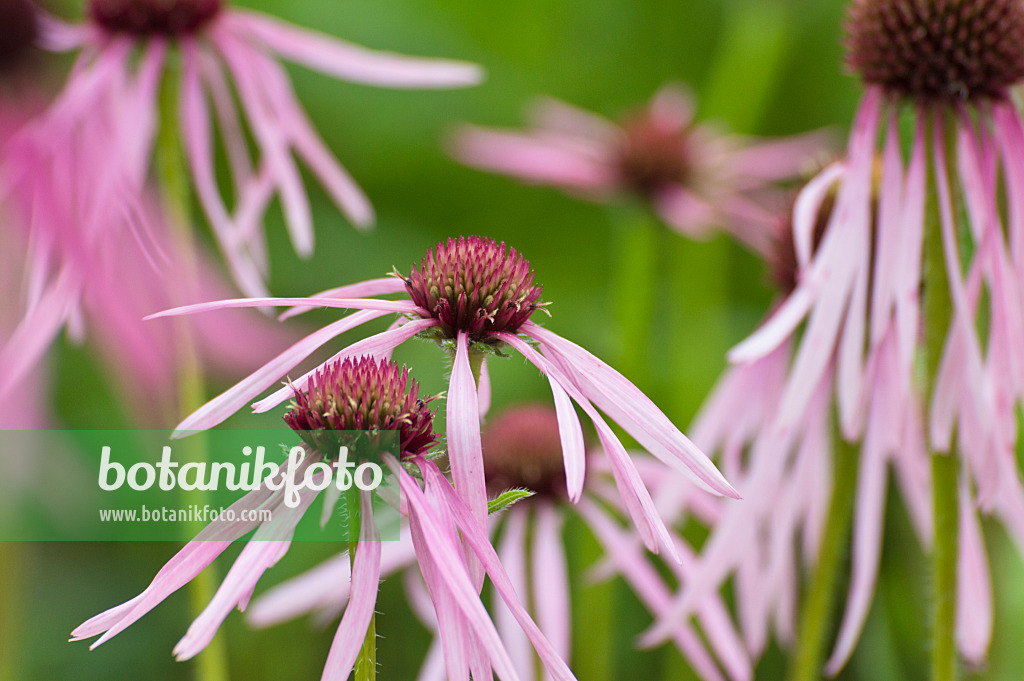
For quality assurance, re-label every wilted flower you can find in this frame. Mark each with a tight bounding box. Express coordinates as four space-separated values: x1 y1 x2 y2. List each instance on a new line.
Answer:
73 356 577 681
452 85 827 252
148 235 738 565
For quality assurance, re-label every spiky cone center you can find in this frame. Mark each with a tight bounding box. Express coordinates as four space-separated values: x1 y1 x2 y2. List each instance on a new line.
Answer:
614 111 691 196
283 357 438 461
482 405 569 500
89 0 223 36
0 0 37 72
404 236 545 343
845 0 1024 101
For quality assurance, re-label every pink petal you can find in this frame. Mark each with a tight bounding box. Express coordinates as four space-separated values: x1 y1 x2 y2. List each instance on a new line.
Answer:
171 309 390 435
227 10 483 88
447 331 488 586
320 491 383 681
548 376 586 502
533 503 571 665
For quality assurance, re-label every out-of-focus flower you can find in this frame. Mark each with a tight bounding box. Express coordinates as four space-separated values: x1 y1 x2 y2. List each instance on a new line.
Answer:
451 85 828 253
647 2 1024 668
0 193 297 425
72 357 577 681
248 404 751 681
2 0 482 309
148 235 739 564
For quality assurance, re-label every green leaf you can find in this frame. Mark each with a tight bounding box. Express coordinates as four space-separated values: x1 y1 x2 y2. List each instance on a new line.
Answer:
487 489 534 515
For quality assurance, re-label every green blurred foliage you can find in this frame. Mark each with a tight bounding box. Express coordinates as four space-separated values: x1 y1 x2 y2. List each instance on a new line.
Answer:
6 0 1022 680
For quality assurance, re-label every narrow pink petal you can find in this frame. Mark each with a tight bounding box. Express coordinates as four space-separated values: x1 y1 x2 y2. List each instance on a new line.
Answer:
320 491 383 681
424 464 578 681
447 331 488 586
522 324 738 499
792 163 845 270
527 97 618 145
452 127 614 191
548 376 586 502
728 287 814 364
227 10 483 88
533 503 571 667
390 460 521 681
496 507 534 681
239 38 374 227
477 357 492 421
246 552 351 627
867 113 905 345
171 309 389 435
215 30 313 255
251 317 438 413
956 491 992 665
279 278 405 320
146 296 419 319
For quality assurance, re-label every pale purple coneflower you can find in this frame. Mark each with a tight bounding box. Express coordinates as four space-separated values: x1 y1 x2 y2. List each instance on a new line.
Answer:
72 356 578 681
146 235 740 569
648 1 1024 666
4 0 482 299
247 403 751 681
0 194 297 426
451 85 827 253
636 205 938 670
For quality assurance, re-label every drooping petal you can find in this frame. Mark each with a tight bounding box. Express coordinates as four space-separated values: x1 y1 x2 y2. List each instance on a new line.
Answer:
320 491 383 681
226 11 483 88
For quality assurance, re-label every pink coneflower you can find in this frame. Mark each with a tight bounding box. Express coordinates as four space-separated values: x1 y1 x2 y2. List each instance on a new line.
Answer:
649 2 1024 671
73 357 576 681
451 85 827 252
147 235 739 563
0 193 296 424
638 208 936 670
5 0 482 298
247 404 750 681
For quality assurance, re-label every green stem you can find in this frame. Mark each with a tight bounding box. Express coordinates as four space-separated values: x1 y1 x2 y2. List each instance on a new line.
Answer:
610 204 659 394
924 109 958 681
347 487 377 681
787 435 859 681
156 47 229 681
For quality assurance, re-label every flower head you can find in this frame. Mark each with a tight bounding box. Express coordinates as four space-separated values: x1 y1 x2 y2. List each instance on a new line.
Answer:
249 404 751 681
482 404 568 499
405 236 545 343
284 356 438 459
89 0 223 36
648 7 1024 663
452 85 829 253
2 0 482 305
149 235 739 571
846 0 1024 101
0 0 38 72
74 358 578 681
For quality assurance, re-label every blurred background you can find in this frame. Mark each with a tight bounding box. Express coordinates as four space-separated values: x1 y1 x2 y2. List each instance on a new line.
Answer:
3 0 1023 679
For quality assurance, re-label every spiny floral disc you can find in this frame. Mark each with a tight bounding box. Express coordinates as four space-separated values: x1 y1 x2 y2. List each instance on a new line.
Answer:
0 0 37 71
404 236 545 343
845 0 1024 101
615 111 691 196
284 356 438 460
482 404 568 500
89 0 223 36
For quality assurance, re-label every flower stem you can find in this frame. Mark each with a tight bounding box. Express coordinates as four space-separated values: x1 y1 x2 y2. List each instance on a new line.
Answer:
156 47 229 681
924 110 958 681
610 203 659 393
787 434 859 681
347 487 377 681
